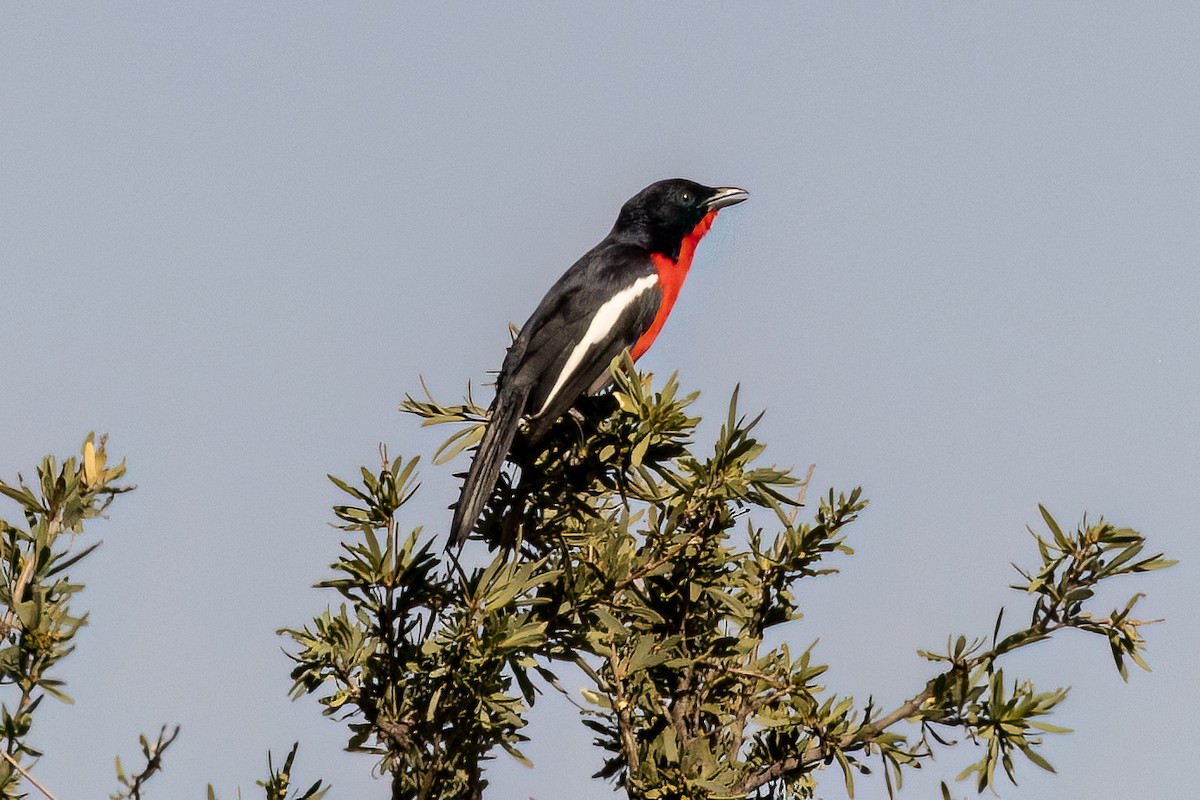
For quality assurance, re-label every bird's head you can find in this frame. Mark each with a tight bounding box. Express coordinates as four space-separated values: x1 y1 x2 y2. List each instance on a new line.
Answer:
613 179 748 258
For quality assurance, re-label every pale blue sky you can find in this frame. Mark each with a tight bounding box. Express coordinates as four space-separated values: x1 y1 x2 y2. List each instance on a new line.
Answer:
3 4 1197 798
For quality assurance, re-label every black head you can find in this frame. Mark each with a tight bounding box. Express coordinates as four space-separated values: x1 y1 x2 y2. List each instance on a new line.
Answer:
611 179 748 256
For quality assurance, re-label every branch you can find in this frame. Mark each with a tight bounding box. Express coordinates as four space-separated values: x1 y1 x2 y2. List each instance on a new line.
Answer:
355 687 414 749
741 615 1065 794
112 725 182 800
609 647 640 777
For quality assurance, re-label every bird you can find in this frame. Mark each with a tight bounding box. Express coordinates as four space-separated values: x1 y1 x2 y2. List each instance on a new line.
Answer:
449 178 748 548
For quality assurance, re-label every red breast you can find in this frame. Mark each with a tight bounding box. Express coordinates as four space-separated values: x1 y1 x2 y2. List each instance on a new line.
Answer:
631 210 719 360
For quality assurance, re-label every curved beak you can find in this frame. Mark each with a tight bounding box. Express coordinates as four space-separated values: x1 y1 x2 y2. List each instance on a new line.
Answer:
704 186 750 210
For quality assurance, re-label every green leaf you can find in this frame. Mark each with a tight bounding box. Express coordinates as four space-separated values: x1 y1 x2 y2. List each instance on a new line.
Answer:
1028 720 1073 734
433 424 484 465
593 607 628 638
38 679 74 705
500 739 535 768
630 435 651 468
1038 505 1065 545
498 621 548 652
1020 745 1056 773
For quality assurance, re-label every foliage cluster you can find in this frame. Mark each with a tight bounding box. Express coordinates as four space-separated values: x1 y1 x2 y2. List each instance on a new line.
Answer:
0 367 1173 799
0 435 176 798
281 363 1174 799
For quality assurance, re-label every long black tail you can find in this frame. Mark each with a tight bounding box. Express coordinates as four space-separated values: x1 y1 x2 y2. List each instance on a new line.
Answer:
448 384 529 549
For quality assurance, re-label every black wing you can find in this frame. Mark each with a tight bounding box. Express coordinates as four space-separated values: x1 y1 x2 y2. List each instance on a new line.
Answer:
502 242 661 442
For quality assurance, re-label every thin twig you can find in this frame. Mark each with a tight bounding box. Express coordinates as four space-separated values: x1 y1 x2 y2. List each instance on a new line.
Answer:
787 464 817 526
1 751 58 800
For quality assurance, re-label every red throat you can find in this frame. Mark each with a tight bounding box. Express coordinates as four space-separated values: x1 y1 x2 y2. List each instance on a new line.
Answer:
631 210 719 360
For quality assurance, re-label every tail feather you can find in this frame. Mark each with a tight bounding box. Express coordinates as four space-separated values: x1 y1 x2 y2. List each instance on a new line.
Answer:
448 385 529 549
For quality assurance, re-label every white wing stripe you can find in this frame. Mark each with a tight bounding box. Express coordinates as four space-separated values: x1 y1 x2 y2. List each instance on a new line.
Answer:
534 274 658 418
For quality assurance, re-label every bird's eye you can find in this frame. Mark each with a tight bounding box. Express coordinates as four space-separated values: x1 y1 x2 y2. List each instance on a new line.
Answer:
680 191 693 203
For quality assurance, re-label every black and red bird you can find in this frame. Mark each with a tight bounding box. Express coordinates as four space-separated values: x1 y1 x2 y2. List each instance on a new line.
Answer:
449 178 748 548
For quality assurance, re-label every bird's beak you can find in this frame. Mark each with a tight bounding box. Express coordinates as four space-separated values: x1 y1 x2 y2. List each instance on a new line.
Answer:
704 186 750 210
